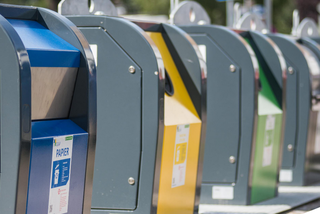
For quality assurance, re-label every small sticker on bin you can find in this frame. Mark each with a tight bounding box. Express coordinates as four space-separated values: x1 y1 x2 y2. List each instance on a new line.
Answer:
172 124 190 188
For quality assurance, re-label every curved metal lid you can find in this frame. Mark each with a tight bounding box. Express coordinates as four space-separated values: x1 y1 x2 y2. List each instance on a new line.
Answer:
58 0 90 15
236 12 268 33
299 45 320 94
297 18 319 38
59 0 117 16
170 1 211 25
89 0 118 16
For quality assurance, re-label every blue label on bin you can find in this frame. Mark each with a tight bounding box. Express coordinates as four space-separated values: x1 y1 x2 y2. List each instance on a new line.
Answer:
51 159 71 188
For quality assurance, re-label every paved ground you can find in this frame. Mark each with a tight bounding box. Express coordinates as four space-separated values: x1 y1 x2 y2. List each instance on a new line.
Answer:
199 184 320 214
282 199 320 213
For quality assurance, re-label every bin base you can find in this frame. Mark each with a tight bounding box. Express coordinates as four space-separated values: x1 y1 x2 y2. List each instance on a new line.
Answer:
200 183 320 214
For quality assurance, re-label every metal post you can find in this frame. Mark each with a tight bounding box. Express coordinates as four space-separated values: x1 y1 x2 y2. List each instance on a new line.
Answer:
292 9 299 36
227 0 234 27
317 3 320 30
264 0 272 32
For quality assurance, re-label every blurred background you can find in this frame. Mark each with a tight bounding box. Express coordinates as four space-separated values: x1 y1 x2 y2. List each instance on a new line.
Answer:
0 0 318 34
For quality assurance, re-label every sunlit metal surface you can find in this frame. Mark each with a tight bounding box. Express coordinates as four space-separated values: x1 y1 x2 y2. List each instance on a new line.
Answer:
297 43 320 178
237 35 260 198
298 45 320 111
90 0 118 16
140 29 166 214
186 32 208 213
58 0 90 15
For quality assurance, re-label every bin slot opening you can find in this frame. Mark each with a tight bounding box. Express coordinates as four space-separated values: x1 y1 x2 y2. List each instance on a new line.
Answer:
8 19 81 120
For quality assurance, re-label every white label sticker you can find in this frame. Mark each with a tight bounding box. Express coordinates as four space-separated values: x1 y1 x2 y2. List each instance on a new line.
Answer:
279 169 293 182
90 44 98 66
212 186 234 200
172 124 190 188
48 135 73 214
263 115 276 167
315 113 320 154
198 45 207 62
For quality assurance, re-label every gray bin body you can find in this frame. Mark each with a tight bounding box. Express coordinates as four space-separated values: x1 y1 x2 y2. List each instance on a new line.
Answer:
180 25 285 205
268 34 320 186
68 16 165 214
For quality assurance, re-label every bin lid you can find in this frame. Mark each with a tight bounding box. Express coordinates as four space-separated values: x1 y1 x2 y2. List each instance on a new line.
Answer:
8 19 80 67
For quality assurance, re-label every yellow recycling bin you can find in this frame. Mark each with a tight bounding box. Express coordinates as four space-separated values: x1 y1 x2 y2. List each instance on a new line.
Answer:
147 27 205 214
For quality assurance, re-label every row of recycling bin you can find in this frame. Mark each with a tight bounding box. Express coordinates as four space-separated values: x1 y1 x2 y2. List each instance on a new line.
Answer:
0 2 320 214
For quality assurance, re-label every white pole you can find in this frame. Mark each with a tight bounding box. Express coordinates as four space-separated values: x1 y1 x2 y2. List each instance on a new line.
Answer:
170 0 175 13
292 9 300 36
226 1 234 27
233 3 241 28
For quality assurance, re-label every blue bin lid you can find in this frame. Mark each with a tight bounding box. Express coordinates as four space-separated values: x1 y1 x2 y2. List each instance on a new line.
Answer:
32 119 87 139
8 19 80 67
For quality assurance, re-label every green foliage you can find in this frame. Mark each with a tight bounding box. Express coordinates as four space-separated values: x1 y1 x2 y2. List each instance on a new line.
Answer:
256 0 296 34
0 0 48 7
196 0 226 25
273 0 296 34
119 0 170 14
118 0 296 34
